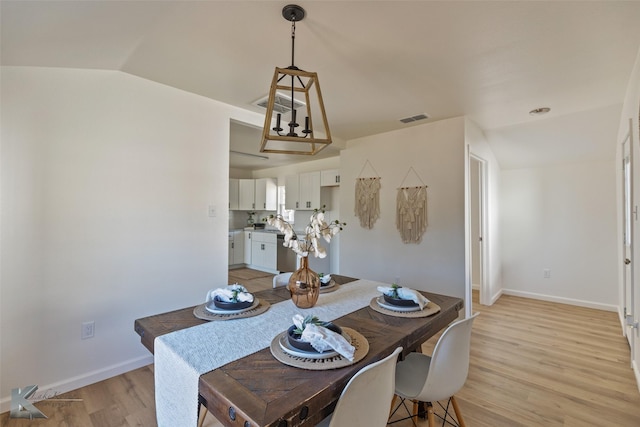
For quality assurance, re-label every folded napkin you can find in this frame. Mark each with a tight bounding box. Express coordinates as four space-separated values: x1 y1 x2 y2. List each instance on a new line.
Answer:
301 324 355 361
207 284 254 303
377 286 430 310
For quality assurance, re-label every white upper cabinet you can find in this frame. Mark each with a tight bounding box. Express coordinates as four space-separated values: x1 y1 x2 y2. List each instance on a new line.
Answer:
239 179 255 210
232 178 277 211
284 174 300 210
321 169 340 186
286 171 326 210
229 178 240 210
299 171 321 210
255 178 277 211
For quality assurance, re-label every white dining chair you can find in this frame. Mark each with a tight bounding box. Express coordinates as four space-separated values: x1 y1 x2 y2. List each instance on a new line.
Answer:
316 346 403 427
273 272 292 288
390 313 479 427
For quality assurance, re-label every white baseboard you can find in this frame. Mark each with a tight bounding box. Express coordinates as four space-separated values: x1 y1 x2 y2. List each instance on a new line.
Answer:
490 288 503 306
0 354 153 414
501 288 618 312
619 308 628 336
472 283 480 291
245 264 279 275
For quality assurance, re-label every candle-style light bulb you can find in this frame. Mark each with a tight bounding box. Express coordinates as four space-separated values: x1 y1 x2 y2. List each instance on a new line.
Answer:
303 116 311 135
288 110 298 136
273 113 283 133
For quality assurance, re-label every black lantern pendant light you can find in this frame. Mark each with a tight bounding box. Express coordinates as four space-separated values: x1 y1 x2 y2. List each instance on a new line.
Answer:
259 4 332 155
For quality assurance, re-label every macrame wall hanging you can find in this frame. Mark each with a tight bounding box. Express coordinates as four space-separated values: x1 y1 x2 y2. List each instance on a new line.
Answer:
355 160 381 229
396 167 428 244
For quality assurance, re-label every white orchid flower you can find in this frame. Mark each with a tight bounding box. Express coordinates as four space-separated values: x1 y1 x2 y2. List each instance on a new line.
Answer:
292 314 305 330
265 210 344 258
315 245 327 258
284 229 294 242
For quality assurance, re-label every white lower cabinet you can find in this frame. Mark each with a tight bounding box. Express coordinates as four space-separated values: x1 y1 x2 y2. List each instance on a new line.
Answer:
250 232 277 273
229 231 244 266
244 231 252 265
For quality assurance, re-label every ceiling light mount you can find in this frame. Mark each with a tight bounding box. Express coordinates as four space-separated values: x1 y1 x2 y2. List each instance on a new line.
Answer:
282 4 305 22
259 4 332 156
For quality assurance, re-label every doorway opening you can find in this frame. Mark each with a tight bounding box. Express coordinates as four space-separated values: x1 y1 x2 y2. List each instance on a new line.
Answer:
469 154 489 307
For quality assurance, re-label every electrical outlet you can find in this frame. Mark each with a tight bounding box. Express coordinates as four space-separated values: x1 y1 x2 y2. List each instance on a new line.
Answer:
208 205 217 218
81 321 95 339
543 269 551 279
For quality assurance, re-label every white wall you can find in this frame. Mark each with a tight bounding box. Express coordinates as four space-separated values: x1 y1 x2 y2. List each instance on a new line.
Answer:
0 66 264 410
338 117 467 299
501 161 618 310
465 119 503 304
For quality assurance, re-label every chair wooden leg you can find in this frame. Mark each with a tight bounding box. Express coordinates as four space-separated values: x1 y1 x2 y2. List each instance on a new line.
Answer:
450 396 467 427
426 402 435 427
412 400 419 418
389 394 398 417
197 406 208 427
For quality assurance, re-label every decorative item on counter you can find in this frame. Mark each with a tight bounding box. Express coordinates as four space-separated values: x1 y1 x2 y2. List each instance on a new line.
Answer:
377 284 430 310
266 207 346 308
247 211 256 226
288 314 355 360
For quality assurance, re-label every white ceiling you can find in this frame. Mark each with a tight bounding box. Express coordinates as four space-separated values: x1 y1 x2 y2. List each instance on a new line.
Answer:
3 1 640 170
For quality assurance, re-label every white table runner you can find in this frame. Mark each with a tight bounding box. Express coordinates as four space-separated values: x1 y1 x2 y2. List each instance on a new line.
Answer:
154 279 385 427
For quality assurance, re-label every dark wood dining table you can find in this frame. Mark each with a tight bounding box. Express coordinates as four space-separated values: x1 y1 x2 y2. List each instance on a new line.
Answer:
134 275 464 427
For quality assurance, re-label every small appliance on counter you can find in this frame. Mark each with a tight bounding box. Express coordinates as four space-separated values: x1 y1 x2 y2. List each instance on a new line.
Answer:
244 223 266 230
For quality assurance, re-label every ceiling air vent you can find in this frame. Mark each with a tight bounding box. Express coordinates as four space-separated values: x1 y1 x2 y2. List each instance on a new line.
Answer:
253 93 306 115
400 113 430 124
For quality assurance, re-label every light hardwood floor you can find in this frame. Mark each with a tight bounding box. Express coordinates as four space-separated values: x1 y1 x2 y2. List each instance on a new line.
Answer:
2 270 639 426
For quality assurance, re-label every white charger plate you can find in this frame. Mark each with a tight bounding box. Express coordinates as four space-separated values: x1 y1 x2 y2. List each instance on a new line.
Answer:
277 330 352 360
205 298 259 314
376 296 421 312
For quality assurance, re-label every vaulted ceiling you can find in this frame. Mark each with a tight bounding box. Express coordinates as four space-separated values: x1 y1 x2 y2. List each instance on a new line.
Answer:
3 1 640 170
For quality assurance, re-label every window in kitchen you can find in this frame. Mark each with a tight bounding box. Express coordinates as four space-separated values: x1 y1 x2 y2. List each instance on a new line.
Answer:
278 185 295 223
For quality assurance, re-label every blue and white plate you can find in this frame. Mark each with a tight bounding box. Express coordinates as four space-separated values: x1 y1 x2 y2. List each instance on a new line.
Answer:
277 330 351 360
205 298 259 314
376 296 421 312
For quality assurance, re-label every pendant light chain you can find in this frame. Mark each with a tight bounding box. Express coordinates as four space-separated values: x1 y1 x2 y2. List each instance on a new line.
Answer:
288 18 298 135
291 19 296 68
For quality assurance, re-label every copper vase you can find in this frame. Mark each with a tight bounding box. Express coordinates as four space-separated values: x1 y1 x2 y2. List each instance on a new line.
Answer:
288 256 320 308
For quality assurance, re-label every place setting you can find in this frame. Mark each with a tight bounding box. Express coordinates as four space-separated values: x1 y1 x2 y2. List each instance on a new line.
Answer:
318 273 340 293
270 314 369 370
369 284 441 318
193 283 270 321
